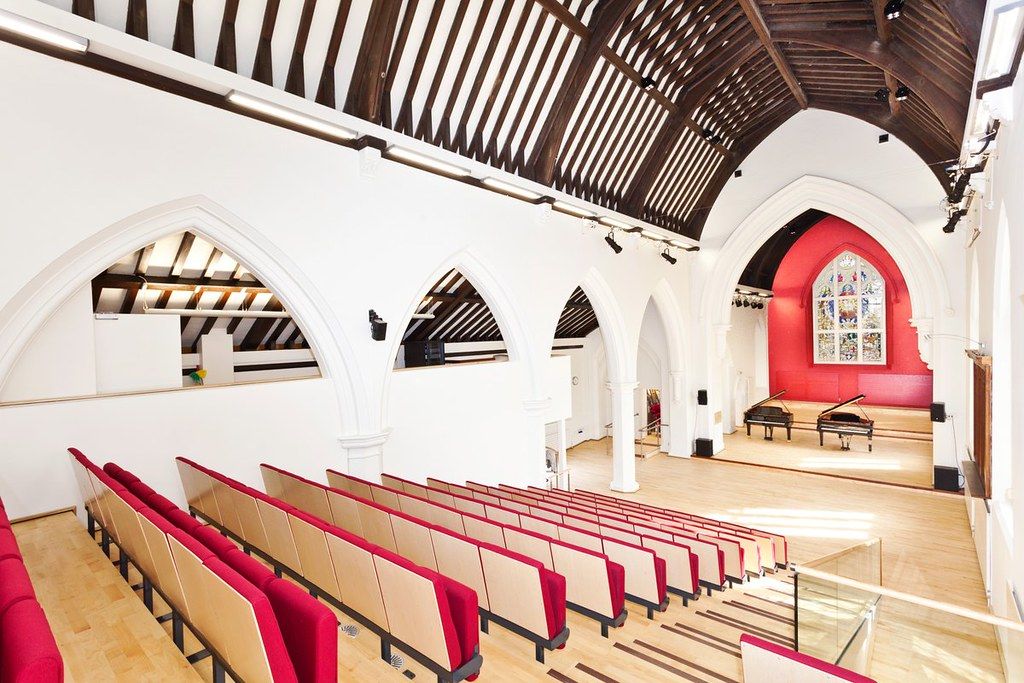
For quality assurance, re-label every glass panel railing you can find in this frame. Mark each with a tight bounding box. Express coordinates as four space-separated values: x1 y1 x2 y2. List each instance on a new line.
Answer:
794 565 1024 682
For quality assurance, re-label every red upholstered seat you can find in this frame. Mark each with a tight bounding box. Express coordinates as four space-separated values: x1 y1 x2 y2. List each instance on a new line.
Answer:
0 557 36 617
191 525 238 557
0 529 22 561
375 546 477 672
167 527 215 562
201 558 298 683
653 557 667 602
0 600 63 683
0 507 11 529
607 562 625 615
263 578 338 683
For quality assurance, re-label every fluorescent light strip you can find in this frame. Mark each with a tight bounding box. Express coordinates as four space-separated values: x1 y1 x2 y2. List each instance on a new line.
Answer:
600 217 633 230
553 201 594 217
0 9 88 52
227 91 356 140
481 177 542 200
640 229 661 239
388 147 471 177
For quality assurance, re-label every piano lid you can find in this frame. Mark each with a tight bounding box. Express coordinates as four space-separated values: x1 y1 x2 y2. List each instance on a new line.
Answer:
819 394 867 416
748 389 787 411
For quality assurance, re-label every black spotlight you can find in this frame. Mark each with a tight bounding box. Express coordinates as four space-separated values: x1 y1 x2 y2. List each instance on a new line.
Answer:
640 76 657 90
661 249 678 265
895 85 910 101
943 209 966 234
702 128 722 144
369 309 387 341
605 231 623 254
874 87 891 102
742 300 750 307
884 0 903 19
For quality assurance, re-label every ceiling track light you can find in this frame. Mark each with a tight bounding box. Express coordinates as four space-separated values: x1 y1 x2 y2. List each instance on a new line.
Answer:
604 231 623 254
894 85 910 101
553 201 594 218
943 209 967 234
884 0 903 19
661 249 678 265
0 9 89 52
640 76 657 90
874 87 891 102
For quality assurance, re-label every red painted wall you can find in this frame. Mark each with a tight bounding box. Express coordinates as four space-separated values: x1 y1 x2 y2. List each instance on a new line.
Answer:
767 216 932 407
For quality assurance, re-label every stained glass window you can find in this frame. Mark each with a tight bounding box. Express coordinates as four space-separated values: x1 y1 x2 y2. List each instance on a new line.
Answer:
813 251 885 364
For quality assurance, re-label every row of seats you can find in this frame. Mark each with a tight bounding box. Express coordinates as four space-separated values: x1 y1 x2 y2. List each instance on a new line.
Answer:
259 464 570 662
175 458 483 682
381 472 704 604
470 479 765 581
0 500 63 682
532 484 786 571
69 448 335 683
423 475 770 582
322 469 632 631
346 470 673 617
453 479 730 591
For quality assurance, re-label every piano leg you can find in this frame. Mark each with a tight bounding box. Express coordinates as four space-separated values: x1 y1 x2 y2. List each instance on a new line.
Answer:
746 423 751 437
819 431 824 447
764 425 774 441
868 435 873 453
786 426 791 441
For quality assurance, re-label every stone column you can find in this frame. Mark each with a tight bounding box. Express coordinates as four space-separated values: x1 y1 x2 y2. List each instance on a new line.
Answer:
608 381 640 492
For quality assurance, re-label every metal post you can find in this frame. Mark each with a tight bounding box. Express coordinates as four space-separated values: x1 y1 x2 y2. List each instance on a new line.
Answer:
172 613 184 651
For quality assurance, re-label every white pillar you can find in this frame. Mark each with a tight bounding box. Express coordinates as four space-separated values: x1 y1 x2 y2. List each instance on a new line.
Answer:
555 418 569 489
665 370 690 457
608 381 640 492
522 398 552 487
337 429 391 482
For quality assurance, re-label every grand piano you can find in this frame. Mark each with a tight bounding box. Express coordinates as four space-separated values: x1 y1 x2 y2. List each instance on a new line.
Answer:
744 390 794 441
817 394 875 451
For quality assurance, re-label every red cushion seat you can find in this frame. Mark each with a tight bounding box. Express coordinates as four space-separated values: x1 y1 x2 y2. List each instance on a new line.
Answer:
0 600 63 683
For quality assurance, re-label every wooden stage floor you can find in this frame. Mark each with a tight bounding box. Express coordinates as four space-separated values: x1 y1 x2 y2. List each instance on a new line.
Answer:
719 401 935 488
14 443 1000 682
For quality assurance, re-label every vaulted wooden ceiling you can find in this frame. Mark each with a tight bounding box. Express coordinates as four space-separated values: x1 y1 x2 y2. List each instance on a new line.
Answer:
55 0 981 238
92 232 310 353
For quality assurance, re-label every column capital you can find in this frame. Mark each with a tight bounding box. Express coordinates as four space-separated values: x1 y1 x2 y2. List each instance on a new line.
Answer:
522 397 552 415
337 428 392 451
606 380 639 391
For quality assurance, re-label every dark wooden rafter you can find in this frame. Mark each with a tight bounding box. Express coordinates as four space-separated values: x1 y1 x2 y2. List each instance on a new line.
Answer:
190 290 232 352
240 298 284 350
344 0 404 122
530 0 641 184
172 0 195 57
402 270 505 343
554 287 598 338
735 0 808 109
125 0 148 40
771 27 967 139
251 0 282 86
285 0 320 96
52 0 980 240
314 0 354 106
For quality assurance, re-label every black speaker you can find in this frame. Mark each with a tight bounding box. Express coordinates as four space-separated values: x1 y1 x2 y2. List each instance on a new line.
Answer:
697 390 708 406
930 402 947 423
934 465 961 492
695 438 714 457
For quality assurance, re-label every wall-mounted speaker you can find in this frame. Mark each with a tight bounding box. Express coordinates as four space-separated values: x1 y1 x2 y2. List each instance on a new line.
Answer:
695 438 713 457
934 465 961 492
930 402 947 423
697 390 708 406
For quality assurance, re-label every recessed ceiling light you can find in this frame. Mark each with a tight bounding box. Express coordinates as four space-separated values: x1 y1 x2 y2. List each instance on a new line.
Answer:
387 147 471 177
0 9 89 52
227 91 356 140
481 177 542 200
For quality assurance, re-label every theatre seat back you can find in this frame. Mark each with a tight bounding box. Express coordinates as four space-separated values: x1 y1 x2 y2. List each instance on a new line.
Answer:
287 514 341 599
550 543 615 617
429 528 490 612
323 531 390 630
479 547 549 637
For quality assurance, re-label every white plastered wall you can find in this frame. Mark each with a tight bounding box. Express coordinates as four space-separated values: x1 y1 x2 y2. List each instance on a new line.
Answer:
0 36 694 518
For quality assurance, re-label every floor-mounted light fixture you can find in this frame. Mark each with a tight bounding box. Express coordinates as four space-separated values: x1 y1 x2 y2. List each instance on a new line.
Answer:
0 9 89 52
894 85 910 101
661 249 677 265
884 0 903 20
604 232 623 254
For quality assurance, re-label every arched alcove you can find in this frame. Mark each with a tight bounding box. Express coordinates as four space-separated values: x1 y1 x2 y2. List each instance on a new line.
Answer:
0 197 366 433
